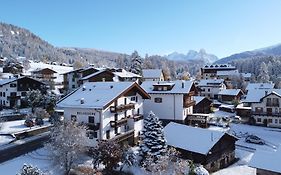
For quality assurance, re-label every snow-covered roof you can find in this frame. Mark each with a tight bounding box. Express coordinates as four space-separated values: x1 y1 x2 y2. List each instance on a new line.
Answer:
164 122 228 155
113 69 141 78
246 83 275 90
218 89 242 96
194 96 205 105
57 82 150 109
25 60 73 83
217 70 239 76
141 80 194 94
244 89 281 103
142 69 163 79
81 68 141 81
0 77 17 85
80 69 107 80
249 148 281 173
197 79 225 86
202 64 236 70
241 73 252 78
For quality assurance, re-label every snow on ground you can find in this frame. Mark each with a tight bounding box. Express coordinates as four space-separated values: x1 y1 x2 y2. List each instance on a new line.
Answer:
212 149 256 175
24 60 73 83
0 108 31 116
0 147 93 175
0 148 61 175
230 124 281 152
0 135 14 145
0 119 51 135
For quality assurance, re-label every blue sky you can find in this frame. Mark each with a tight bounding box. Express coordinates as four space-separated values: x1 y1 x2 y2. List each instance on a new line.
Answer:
1 0 281 58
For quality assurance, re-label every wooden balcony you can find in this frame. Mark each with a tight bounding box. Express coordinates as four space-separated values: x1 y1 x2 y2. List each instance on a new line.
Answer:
7 95 21 100
87 123 100 131
110 103 135 113
183 100 196 108
110 118 128 128
252 112 281 117
132 114 144 122
113 129 135 143
266 103 279 107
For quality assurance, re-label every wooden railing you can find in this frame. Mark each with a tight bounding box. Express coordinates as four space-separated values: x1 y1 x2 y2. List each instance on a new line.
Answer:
110 118 128 128
110 103 135 113
183 100 196 108
113 129 135 143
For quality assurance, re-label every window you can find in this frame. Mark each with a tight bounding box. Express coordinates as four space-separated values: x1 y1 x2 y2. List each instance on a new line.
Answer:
72 85 75 88
268 119 272 123
273 98 279 106
267 98 272 106
208 88 210 92
10 83 16 88
275 119 278 124
279 119 281 124
257 118 261 122
163 86 167 91
0 92 2 97
106 130 110 139
10 92 17 97
124 98 127 105
131 96 136 101
255 107 263 113
3 92 5 97
115 127 118 134
154 97 162 103
71 115 77 122
88 116 95 123
21 92 26 96
88 131 97 139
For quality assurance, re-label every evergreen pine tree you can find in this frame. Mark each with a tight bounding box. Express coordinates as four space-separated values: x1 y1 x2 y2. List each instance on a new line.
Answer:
140 111 167 161
129 51 143 76
257 62 270 83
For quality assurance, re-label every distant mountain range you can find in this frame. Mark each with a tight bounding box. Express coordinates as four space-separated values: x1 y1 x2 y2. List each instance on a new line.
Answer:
0 22 122 65
215 43 281 64
166 49 219 64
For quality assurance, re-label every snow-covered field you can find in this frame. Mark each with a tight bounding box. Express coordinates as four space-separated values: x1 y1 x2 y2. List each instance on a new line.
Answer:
210 123 281 174
0 148 61 175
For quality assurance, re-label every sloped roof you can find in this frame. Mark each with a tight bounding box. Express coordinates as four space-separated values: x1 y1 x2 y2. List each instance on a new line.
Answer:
217 70 239 76
113 69 141 78
197 79 225 86
244 89 281 103
164 122 232 155
57 82 150 109
194 96 205 105
142 69 163 79
249 148 281 173
31 67 57 74
0 77 17 85
141 80 194 94
218 89 242 96
246 83 275 90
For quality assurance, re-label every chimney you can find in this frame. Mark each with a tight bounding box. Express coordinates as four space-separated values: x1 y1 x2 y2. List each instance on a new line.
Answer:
82 86 86 91
110 85 113 89
102 78 105 82
265 91 268 96
182 80 185 88
80 98 85 104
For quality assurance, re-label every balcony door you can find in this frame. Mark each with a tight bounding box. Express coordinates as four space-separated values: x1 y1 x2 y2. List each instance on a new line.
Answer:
267 108 272 115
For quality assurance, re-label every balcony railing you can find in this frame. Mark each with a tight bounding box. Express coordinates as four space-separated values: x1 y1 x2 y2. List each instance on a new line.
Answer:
110 103 135 113
252 112 281 117
266 103 279 107
110 118 128 128
87 123 100 131
113 129 135 143
7 95 21 100
183 100 196 108
132 114 144 122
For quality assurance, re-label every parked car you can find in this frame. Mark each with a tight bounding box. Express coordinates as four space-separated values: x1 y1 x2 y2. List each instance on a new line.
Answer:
245 135 265 145
24 118 35 127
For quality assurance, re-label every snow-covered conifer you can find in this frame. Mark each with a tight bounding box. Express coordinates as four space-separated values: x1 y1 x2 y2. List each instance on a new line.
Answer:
129 51 143 76
17 164 44 175
140 111 167 162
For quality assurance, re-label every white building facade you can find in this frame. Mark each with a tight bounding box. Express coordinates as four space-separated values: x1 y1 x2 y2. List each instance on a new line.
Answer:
141 80 196 124
197 79 226 99
251 90 281 128
56 82 150 146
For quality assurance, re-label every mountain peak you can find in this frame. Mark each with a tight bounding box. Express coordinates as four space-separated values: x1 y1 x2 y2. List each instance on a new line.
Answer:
166 49 218 64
